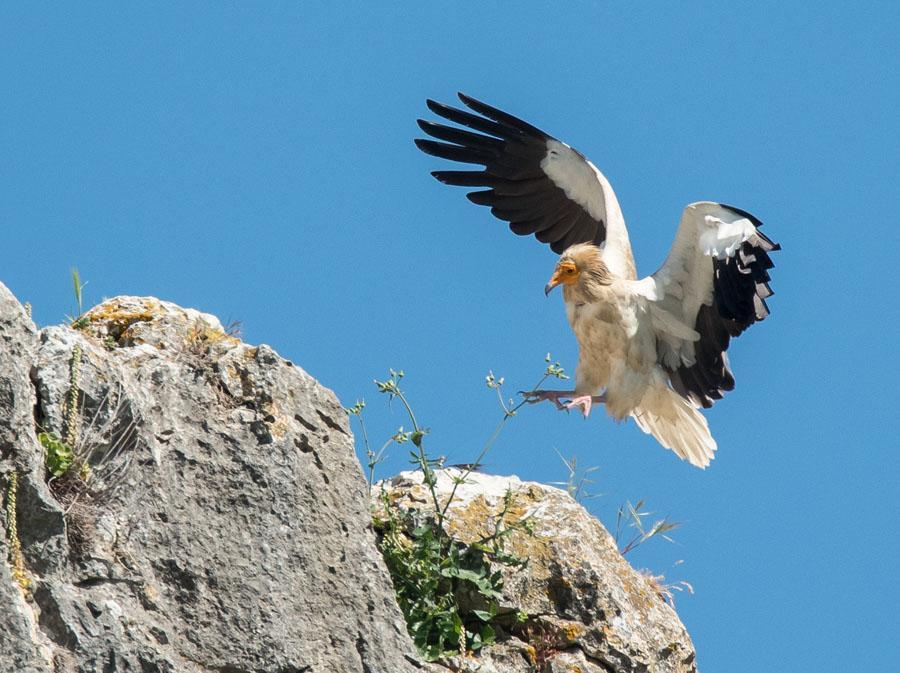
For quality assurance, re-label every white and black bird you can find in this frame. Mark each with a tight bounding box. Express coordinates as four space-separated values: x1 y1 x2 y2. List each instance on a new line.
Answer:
416 93 780 468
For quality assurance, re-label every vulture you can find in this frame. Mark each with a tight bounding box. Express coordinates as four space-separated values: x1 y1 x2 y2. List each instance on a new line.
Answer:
415 93 780 468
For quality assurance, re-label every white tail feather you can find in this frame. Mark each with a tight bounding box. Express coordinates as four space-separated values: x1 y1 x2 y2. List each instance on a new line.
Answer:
632 385 717 468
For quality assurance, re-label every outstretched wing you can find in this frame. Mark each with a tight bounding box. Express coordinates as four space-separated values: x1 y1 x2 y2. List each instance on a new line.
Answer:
640 202 780 408
416 93 634 273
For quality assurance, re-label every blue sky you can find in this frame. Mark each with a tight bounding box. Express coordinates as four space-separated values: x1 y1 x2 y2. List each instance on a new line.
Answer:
3 3 898 670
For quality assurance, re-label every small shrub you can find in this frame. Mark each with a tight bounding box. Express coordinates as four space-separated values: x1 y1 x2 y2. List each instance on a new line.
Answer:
375 492 515 659
355 361 566 661
39 431 75 478
354 359 692 661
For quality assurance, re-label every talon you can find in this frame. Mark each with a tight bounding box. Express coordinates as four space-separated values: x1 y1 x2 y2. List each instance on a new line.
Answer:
566 395 594 418
522 389 575 411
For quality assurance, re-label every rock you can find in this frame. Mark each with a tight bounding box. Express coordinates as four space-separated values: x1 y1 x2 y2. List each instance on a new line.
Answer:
2 284 700 673
0 283 56 671
0 288 419 673
377 470 697 673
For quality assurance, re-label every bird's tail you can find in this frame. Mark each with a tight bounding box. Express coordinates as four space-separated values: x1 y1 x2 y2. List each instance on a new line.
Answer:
631 385 717 468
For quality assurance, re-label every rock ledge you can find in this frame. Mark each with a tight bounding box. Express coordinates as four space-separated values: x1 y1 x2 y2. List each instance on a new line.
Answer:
377 469 697 673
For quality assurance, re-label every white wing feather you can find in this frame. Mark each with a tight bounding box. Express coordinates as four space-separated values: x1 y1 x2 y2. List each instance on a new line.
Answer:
541 139 636 279
637 202 760 370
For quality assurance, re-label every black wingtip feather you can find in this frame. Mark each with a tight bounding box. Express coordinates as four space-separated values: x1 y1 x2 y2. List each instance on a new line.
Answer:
414 138 493 165
457 92 551 139
466 190 495 206
431 170 495 187
416 94 608 255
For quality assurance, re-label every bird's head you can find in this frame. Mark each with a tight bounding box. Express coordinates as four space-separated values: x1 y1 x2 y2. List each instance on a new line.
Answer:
544 243 612 301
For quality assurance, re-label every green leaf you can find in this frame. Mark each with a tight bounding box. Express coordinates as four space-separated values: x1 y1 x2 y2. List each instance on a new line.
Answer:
475 583 503 600
39 431 74 477
441 566 483 582
71 267 83 315
471 609 494 622
411 524 433 538
420 643 441 662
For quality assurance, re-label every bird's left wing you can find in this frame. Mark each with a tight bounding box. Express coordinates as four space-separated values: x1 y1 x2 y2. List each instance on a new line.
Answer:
416 93 635 274
637 202 780 408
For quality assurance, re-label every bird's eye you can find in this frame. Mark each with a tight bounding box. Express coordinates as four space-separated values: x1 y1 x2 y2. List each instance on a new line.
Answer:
565 267 575 274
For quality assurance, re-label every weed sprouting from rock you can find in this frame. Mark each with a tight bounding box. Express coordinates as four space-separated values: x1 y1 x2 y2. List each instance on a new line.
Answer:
615 499 681 556
4 472 30 593
355 358 567 661
353 357 693 664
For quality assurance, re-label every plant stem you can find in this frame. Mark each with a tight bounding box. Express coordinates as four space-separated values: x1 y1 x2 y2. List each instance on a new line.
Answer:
438 371 552 522
5 472 29 591
354 412 373 494
64 344 82 448
392 388 444 518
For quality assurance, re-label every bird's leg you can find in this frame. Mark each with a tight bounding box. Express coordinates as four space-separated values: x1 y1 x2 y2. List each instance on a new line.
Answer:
565 394 606 418
522 390 608 416
520 389 576 411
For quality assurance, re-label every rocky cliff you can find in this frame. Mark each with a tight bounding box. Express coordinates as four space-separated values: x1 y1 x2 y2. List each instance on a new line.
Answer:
0 284 696 672
0 286 418 672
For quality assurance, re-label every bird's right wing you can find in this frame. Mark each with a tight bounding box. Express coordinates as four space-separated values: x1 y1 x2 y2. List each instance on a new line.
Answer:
416 93 635 277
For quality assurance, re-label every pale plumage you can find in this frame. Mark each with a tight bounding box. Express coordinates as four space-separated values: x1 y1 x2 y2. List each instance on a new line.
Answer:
416 94 779 468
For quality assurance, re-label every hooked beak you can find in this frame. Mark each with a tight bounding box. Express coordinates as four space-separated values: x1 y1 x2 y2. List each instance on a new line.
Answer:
544 271 563 297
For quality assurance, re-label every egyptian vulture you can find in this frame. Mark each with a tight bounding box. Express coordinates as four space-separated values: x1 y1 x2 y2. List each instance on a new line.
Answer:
415 93 779 468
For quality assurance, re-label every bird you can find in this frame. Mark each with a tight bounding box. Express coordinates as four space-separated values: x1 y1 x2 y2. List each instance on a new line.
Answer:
415 93 779 468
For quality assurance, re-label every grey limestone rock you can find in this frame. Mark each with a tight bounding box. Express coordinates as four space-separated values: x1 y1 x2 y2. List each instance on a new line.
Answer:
0 287 419 673
377 470 698 673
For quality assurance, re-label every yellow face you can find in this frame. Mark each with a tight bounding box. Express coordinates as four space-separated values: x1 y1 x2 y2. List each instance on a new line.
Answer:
544 261 579 295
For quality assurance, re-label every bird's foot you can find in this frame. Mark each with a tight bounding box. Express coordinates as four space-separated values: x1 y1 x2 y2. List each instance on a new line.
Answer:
565 395 606 418
520 389 576 411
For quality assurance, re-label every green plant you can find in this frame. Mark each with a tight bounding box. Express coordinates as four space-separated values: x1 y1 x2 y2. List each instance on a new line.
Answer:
614 499 681 556
356 358 691 660
4 472 29 592
376 488 514 659
40 269 136 494
345 399 389 496
360 359 566 661
65 343 82 447
37 340 84 481
39 431 75 478
550 449 601 503
69 267 90 329
38 383 138 523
